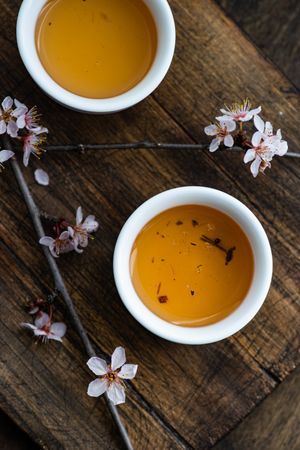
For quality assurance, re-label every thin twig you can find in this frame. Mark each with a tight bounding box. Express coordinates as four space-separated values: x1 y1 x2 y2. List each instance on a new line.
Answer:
3 135 134 450
45 142 300 158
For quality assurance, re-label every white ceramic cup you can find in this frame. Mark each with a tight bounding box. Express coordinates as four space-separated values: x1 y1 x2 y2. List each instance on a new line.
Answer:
16 0 176 113
113 187 273 345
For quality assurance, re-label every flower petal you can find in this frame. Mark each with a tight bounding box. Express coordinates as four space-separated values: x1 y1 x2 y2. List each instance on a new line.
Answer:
82 216 99 232
34 169 49 186
204 124 218 136
0 120 6 134
107 382 126 405
250 156 261 178
23 148 31 167
87 378 108 397
243 149 256 163
14 98 27 110
16 115 26 129
224 134 234 147
209 137 220 152
223 120 236 132
39 236 54 246
219 109 231 116
87 357 108 376
216 114 232 122
111 347 126 370
35 311 50 329
59 230 70 240
250 106 262 116
34 329 48 337
0 150 14 163
2 96 13 111
254 115 264 133
50 322 67 338
76 206 83 225
264 121 273 137
20 323 37 331
251 131 262 147
118 364 138 380
276 141 288 156
7 120 19 138
47 334 63 342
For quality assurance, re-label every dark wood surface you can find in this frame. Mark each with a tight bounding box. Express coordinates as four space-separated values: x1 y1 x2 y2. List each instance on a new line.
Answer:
216 0 300 91
0 0 299 449
215 364 300 450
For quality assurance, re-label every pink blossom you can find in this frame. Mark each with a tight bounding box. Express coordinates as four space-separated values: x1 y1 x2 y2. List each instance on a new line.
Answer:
0 96 19 138
22 128 48 167
21 311 66 343
244 116 288 177
87 347 138 405
68 206 99 253
0 149 14 169
204 119 236 152
253 115 288 156
39 230 74 258
244 133 275 177
13 99 43 131
217 99 261 122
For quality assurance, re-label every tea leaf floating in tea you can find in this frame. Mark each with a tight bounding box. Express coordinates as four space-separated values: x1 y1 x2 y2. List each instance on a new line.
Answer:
130 205 254 327
200 235 236 265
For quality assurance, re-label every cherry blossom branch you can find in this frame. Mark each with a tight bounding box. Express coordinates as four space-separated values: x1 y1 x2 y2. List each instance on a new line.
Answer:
3 135 134 450
45 142 300 158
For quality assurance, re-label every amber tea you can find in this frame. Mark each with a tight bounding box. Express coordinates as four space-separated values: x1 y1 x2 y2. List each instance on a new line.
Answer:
130 205 254 327
35 0 157 98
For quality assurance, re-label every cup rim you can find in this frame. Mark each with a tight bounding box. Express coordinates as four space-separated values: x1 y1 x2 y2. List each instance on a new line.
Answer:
16 0 176 113
113 186 273 344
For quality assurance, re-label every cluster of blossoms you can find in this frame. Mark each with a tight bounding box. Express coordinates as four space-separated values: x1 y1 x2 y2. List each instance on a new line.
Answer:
21 293 66 343
87 347 138 405
204 99 288 177
39 206 99 257
0 96 48 168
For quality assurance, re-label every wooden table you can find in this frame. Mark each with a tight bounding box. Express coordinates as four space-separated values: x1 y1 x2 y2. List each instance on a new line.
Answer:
1 1 299 449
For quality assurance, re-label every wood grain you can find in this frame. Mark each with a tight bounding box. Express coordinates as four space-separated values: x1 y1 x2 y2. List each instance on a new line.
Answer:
216 0 300 90
214 365 300 450
0 0 299 449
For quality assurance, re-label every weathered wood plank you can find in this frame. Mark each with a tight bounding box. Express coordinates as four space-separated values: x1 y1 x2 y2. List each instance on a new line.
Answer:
0 0 299 449
215 0 300 90
155 0 300 380
214 365 300 450
1 144 276 450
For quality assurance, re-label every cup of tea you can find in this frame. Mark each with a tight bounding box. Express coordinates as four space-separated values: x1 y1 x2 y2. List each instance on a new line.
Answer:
113 187 273 344
16 0 176 113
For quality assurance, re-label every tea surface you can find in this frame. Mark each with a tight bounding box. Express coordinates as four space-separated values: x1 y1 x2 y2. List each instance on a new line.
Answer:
36 0 157 98
130 205 254 327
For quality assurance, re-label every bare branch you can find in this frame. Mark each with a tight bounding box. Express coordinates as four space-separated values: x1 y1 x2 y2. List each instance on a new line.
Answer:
44 141 300 158
2 135 134 450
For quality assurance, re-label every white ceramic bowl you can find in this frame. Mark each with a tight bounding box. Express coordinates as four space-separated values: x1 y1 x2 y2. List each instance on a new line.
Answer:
16 0 176 113
113 187 273 344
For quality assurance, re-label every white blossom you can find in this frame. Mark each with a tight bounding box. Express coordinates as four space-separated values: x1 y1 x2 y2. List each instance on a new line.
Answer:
0 96 19 138
87 347 138 405
217 99 261 122
204 119 236 152
68 206 99 253
39 231 74 257
21 311 66 343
